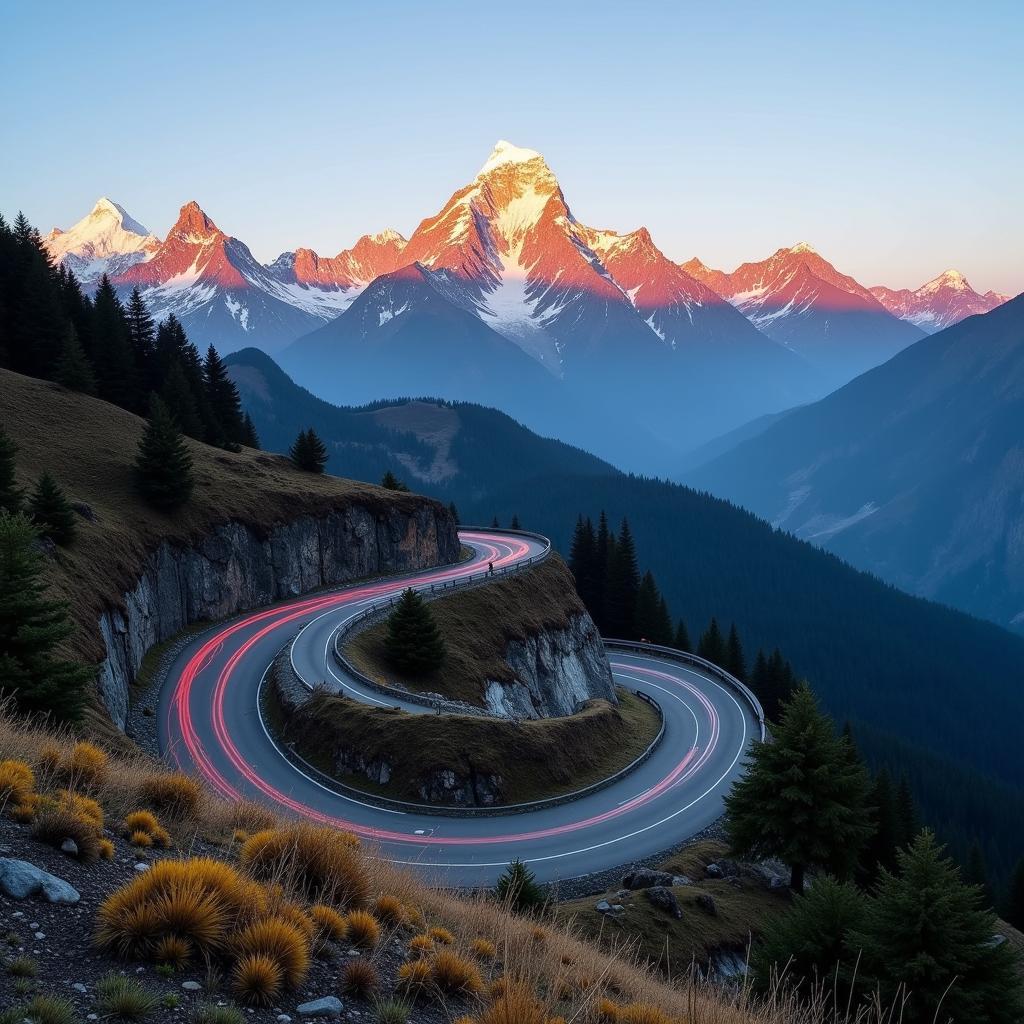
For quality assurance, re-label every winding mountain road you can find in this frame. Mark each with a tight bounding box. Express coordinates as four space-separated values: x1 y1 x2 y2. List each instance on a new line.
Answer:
159 530 761 887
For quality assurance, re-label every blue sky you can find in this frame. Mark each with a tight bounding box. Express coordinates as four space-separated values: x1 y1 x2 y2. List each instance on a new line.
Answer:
3 0 1021 293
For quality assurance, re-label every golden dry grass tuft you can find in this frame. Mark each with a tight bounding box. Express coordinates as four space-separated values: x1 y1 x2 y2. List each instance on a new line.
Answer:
139 771 203 817
232 916 311 989
345 909 381 949
408 933 434 958
396 957 432 992
617 1005 675 1024
233 952 284 1006
309 904 347 944
65 741 109 788
124 810 160 834
0 759 34 803
470 937 497 961
430 949 485 994
340 958 379 997
428 926 455 946
154 934 192 969
373 893 406 926
129 829 153 848
239 824 368 908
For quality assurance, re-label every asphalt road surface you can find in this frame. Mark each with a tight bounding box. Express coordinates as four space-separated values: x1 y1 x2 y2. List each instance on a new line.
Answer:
158 530 759 887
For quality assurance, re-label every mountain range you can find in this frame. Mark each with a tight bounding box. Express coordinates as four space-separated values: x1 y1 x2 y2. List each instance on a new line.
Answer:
688 292 1024 636
41 142 1015 461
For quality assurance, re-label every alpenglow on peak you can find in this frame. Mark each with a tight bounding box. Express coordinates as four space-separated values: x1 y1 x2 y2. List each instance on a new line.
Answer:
479 140 545 175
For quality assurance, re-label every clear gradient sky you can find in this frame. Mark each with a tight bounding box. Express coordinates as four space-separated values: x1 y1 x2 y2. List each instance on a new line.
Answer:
3 0 1021 294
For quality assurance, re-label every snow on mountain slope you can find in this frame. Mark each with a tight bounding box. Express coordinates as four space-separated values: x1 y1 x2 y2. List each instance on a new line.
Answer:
43 198 160 285
870 269 1010 333
114 202 342 353
396 140 667 372
585 226 792 358
267 229 408 312
684 242 925 383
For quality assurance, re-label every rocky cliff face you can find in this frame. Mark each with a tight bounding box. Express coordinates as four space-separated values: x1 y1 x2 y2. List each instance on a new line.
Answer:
483 612 615 719
97 504 458 728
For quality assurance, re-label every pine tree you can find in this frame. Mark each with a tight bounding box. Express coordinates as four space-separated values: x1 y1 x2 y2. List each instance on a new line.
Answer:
510 514 521 530
289 428 328 473
895 775 919 851
673 619 691 653
241 412 260 449
753 648 798 721
1004 858 1024 930
605 518 640 638
697 617 727 665
725 622 747 681
963 840 995 909
384 588 446 675
848 831 1024 1024
159 361 204 440
495 859 546 914
54 323 96 394
447 501 460 525
125 287 156 390
751 876 867 996
490 516 500 528
725 684 873 891
0 511 92 720
134 396 194 511
91 275 139 410
380 470 409 491
859 767 899 882
0 424 22 514
635 571 672 644
568 516 599 615
28 472 76 545
653 596 674 646
203 345 245 448
593 510 613 631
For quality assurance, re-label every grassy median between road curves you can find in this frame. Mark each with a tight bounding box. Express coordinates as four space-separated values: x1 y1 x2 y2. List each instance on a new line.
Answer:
276 685 661 807
345 555 587 706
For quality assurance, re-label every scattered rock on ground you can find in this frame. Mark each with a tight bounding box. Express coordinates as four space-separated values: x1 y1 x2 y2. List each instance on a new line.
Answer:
644 885 682 919
696 893 717 916
622 866 678 889
0 857 81 904
296 996 344 1017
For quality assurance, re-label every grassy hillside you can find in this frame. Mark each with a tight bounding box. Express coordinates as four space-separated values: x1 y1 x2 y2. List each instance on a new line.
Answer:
0 368 451 740
0 708 772 1024
227 346 615 497
347 555 587 706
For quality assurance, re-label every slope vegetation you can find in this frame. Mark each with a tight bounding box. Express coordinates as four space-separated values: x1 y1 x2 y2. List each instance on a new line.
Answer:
689 294 1024 634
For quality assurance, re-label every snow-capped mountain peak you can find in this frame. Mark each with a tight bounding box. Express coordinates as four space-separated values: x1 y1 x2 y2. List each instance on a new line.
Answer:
789 240 817 254
869 268 1007 333
919 268 969 294
42 197 160 285
479 140 545 175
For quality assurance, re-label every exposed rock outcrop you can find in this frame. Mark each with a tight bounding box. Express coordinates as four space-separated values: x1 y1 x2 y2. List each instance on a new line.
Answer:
483 612 615 719
97 504 458 728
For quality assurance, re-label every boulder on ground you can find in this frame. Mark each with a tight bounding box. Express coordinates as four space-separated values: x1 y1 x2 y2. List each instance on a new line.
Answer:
622 866 676 889
0 858 80 904
644 885 683 919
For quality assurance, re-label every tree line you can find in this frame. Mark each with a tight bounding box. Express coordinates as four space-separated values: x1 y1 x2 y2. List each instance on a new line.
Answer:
0 211 259 451
568 512 800 720
730 684 1023 1022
